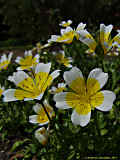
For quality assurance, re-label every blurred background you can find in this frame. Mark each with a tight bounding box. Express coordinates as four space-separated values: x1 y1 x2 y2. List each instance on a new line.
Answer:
0 0 120 48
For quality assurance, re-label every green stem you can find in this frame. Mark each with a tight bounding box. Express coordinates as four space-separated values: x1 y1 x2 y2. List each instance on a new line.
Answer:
94 111 101 137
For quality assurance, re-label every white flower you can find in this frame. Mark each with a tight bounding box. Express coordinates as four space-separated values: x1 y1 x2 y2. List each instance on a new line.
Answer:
53 50 73 67
15 50 39 71
29 100 54 126
54 67 116 127
77 29 97 54
49 83 66 94
3 63 60 102
35 127 49 145
77 23 120 55
32 42 51 53
48 22 86 44
0 52 13 71
59 20 72 27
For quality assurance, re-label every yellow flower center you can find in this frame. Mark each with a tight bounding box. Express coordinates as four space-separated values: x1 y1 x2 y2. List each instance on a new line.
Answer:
66 77 104 115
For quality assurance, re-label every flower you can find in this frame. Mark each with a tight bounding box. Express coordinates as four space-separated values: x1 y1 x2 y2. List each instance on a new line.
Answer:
59 20 72 27
107 42 120 56
15 50 40 71
77 23 120 55
49 83 66 94
53 50 73 67
3 63 60 102
35 127 49 145
0 85 5 97
77 29 97 54
29 100 54 125
32 42 51 53
54 67 116 127
48 22 86 44
0 52 13 71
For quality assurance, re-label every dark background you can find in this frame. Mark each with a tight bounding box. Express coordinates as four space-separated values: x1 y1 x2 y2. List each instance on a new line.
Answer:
0 0 120 46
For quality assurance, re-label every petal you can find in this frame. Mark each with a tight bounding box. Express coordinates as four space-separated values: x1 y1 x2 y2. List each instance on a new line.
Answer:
58 83 66 88
35 93 44 100
15 56 22 63
65 26 73 33
90 91 104 108
34 54 40 63
71 110 91 127
24 50 32 56
43 100 54 114
35 127 48 145
29 115 39 124
66 64 72 68
48 35 60 42
61 29 66 35
64 67 83 85
24 98 34 101
33 103 43 113
50 70 60 80
76 22 86 31
8 52 13 61
35 63 51 74
64 67 85 94
87 68 108 95
0 54 6 63
100 24 113 43
16 67 23 71
67 20 72 24
59 21 66 26
3 89 18 102
95 90 116 111
29 114 49 126
50 86 57 92
77 30 96 50
54 92 72 109
8 71 29 85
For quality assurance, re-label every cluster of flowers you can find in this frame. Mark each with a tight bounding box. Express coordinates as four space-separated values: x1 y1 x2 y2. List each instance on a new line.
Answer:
48 20 120 55
0 20 118 145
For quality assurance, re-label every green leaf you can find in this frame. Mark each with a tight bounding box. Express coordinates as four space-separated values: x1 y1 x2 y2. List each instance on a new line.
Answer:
10 139 30 152
100 129 108 136
67 150 75 160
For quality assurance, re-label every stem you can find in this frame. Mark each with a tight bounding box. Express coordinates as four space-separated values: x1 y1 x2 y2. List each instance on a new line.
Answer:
94 111 101 137
30 68 36 79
